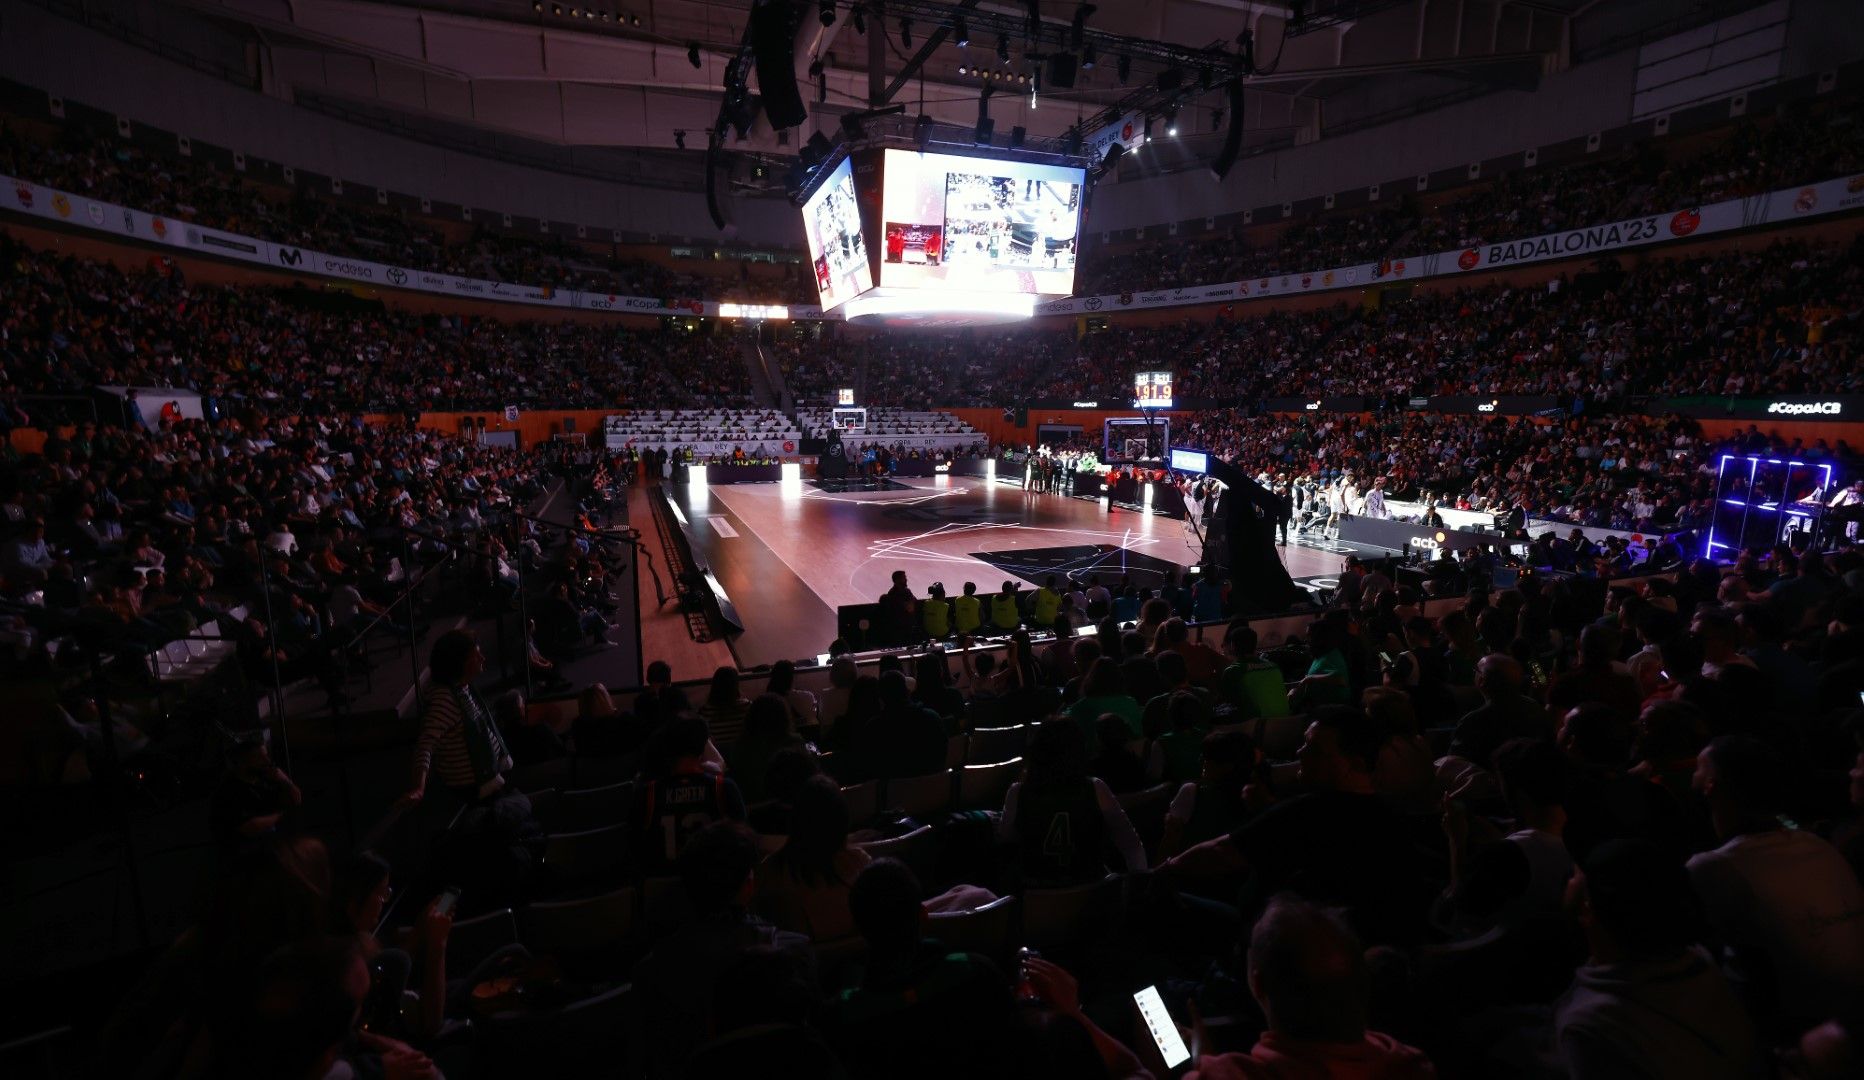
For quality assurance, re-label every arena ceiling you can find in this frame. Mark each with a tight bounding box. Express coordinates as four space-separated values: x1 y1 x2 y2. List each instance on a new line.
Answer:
153 0 1724 177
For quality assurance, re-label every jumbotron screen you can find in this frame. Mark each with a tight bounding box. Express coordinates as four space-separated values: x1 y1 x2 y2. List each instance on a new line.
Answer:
801 157 872 312
1136 371 1174 409
878 149 1083 296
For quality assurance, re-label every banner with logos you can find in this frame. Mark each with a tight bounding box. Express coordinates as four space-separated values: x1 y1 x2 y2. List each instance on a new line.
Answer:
8 168 1863 322
1260 396 1374 414
1409 395 1569 416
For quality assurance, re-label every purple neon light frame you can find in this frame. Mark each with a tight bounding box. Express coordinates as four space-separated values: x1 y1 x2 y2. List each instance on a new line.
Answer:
1704 454 1834 559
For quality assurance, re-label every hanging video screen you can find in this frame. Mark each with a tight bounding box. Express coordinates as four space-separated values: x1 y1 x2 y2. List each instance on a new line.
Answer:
800 157 873 312
1135 371 1174 410
879 150 1083 295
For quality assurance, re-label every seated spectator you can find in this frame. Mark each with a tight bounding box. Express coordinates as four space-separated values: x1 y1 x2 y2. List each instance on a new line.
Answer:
1163 706 1431 946
699 665 752 746
210 736 302 849
1289 620 1352 709
1547 625 1641 721
766 659 820 733
1219 625 1290 720
1439 738 1575 936
1160 729 1259 860
496 689 566 773
631 715 748 875
1448 655 1553 769
1150 690 1214 787
687 947 842 1078
1688 735 1864 1033
1554 839 1755 1078
1186 895 1437 1079
633 821 811 1078
999 719 1147 886
1364 687 1436 813
1091 712 1150 794
573 682 647 759
1064 658 1144 750
911 649 967 724
756 775 870 941
726 693 806 805
821 858 1016 1080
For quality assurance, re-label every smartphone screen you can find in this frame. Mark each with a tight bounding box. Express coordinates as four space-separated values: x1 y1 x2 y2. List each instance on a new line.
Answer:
1133 985 1189 1069
433 888 460 918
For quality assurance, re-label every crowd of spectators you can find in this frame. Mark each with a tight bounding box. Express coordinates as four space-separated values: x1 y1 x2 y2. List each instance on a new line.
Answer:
0 121 816 304
931 236 1864 407
0 233 754 413
1076 94 1864 296
75 516 1864 1077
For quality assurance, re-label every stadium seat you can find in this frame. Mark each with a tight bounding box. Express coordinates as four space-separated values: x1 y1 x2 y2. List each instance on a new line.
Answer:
552 781 634 832
539 823 627 890
946 733 968 769
964 725 1028 764
928 895 1017 962
885 770 954 819
446 907 520 973
519 887 638 976
1115 782 1175 854
642 875 688 931
855 824 937 885
956 758 1023 811
840 780 880 827
474 981 634 1076
1022 874 1124 952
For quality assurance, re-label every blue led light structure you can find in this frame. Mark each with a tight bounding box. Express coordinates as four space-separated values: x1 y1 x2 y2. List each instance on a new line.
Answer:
1705 454 1834 560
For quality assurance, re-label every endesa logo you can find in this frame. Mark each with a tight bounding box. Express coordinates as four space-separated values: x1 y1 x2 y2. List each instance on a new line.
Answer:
319 258 374 279
1766 401 1843 416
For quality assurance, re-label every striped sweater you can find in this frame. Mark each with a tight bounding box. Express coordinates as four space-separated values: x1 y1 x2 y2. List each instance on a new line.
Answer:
413 685 511 793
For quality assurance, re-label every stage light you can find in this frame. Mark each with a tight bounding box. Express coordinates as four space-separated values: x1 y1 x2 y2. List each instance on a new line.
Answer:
1116 54 1131 84
1070 4 1096 48
630 12 641 26
1081 43 1097 69
899 18 912 48
819 1 835 27
687 43 701 68
1165 107 1179 136
843 291 1037 322
674 129 686 149
1143 116 1153 142
915 114 934 148
850 4 865 34
957 63 967 75
953 16 969 47
997 34 1011 62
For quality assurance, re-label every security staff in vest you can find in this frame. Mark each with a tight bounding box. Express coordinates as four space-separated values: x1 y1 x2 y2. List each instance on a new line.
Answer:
953 581 984 635
922 582 952 640
1029 576 1064 628
990 581 1023 632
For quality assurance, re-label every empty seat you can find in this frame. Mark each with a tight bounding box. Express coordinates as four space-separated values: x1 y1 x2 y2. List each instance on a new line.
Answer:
928 895 1017 961
446 907 520 973
553 781 635 832
964 725 1027 765
520 887 637 970
540 823 627 889
956 758 1023 812
840 780 879 827
1023 874 1124 952
885 770 954 819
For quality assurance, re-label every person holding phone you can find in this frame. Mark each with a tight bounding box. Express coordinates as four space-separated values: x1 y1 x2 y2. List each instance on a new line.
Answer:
1181 895 1436 1078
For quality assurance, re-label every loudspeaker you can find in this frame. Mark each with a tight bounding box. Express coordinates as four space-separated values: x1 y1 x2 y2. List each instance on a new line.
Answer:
1047 52 1078 89
750 3 807 129
974 117 995 146
1013 406 1029 426
1210 79 1245 181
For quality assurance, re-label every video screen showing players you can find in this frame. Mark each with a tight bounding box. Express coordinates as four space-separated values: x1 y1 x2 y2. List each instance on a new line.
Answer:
879 150 1084 296
942 172 1079 272
800 158 872 311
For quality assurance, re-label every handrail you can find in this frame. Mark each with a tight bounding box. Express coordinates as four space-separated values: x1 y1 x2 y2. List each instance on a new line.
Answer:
514 511 669 609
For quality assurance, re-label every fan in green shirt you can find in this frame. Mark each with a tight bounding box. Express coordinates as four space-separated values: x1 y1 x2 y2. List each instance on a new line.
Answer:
1219 625 1291 720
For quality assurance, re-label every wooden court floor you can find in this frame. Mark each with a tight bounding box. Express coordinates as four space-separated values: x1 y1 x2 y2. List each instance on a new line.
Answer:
668 476 1350 667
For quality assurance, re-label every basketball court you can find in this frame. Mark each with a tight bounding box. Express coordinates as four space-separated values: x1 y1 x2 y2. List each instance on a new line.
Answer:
664 475 1355 667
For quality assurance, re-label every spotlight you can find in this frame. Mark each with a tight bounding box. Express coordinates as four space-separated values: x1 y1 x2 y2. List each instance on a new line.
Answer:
630 13 641 26
899 18 912 49
533 2 542 11
957 63 967 75
1165 106 1179 136
954 16 969 47
1143 116 1153 143
1070 3 1096 49
687 43 701 68
551 3 562 13
1082 43 1097 69
850 4 865 34
1116 54 1131 84
675 129 686 150
818 1 835 27
915 114 934 148
997 34 1010 62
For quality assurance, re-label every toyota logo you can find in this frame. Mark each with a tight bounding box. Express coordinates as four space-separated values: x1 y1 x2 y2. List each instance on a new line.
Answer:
387 267 407 285
1085 297 1104 310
